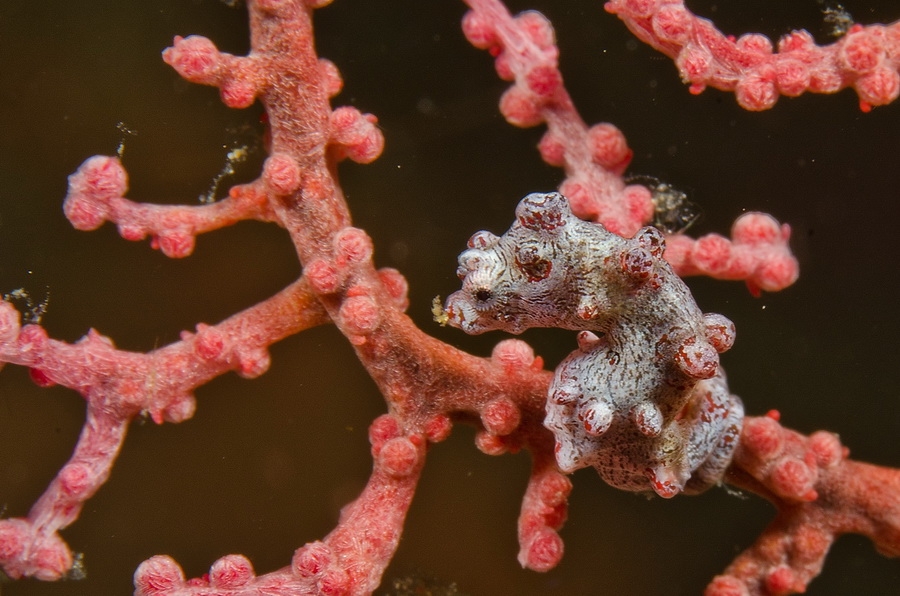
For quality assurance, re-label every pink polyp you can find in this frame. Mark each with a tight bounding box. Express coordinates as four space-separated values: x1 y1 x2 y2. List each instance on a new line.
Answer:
521 528 563 572
537 473 572 508
339 295 380 337
777 30 811 53
305 259 342 294
705 575 750 596
481 397 521 436
423 414 453 443
0 520 26 561
334 227 374 267
754 256 800 292
525 64 561 97
652 5 691 44
193 325 225 361
516 11 554 49
491 338 537 370
765 565 798 595
133 555 186 595
208 554 255 588
0 301 21 344
537 131 566 166
369 414 401 451
235 348 271 379
742 415 785 461
330 107 384 163
64 195 108 231
162 394 197 424
60 463 91 498
731 212 781 245
318 568 351 596
32 542 73 581
74 155 128 199
693 234 732 274
677 46 713 83
162 35 221 83
775 58 811 96
771 456 817 501
622 0 659 19
118 224 146 241
377 268 409 309
808 431 845 468
558 180 597 220
378 437 420 477
856 66 900 107
840 31 885 74
17 324 49 354
475 430 507 455
461 10 498 49
493 51 515 81
499 85 543 127
221 77 257 108
64 156 127 230
588 122 632 171
292 542 331 579
264 154 302 195
623 185 654 224
256 0 291 14
735 72 779 111
318 58 344 97
156 231 196 258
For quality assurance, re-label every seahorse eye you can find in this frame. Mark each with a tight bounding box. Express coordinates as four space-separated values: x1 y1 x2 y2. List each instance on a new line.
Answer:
474 288 493 302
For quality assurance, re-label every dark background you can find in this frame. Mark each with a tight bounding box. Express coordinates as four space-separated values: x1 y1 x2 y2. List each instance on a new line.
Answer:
1 0 899 594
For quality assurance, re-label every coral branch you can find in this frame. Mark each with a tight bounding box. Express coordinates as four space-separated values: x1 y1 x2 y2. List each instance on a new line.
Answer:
605 0 900 111
3 0 899 593
664 211 799 295
462 0 654 236
709 412 900 595
64 156 279 258
516 454 571 572
0 278 328 580
133 414 427 596
0 408 126 581
163 0 383 260
462 0 799 294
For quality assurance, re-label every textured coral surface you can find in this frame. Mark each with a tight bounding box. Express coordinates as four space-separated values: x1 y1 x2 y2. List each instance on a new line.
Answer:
1 1 900 594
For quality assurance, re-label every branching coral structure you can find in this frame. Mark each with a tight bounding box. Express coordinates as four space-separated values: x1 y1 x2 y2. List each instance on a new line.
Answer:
1 1 900 595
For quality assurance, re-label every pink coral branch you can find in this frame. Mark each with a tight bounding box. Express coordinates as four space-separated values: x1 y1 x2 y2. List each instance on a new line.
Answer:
0 407 126 581
461 0 655 237
462 0 799 294
0 278 328 581
664 211 799 295
3 0 899 593
162 0 383 261
605 0 900 111
516 454 572 572
132 414 428 596
707 412 900 595
64 155 280 258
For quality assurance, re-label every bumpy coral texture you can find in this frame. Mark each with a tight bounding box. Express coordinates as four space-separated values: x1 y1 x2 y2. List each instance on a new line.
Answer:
445 192 743 497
